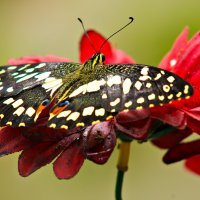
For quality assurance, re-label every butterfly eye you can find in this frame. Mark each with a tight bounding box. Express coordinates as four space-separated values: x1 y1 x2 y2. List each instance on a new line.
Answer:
58 100 70 107
42 99 50 106
101 54 105 62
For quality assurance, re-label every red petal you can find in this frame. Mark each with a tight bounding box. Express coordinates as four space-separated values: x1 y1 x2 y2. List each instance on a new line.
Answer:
79 30 112 63
106 49 135 64
53 143 84 179
8 55 70 65
151 106 186 129
18 142 62 177
163 139 200 164
115 109 151 139
174 32 200 80
185 155 200 175
0 127 32 156
152 129 191 149
159 27 189 71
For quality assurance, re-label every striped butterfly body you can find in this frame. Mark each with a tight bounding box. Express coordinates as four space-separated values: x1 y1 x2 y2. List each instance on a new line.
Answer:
0 53 193 130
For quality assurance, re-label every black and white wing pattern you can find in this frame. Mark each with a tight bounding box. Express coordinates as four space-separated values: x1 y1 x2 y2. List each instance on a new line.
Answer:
0 62 81 127
48 64 193 130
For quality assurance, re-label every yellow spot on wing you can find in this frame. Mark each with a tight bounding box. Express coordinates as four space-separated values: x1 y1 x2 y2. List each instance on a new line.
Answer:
50 123 56 128
19 122 25 127
163 85 170 92
92 120 100 125
76 122 85 127
0 114 4 119
6 121 12 126
106 115 113 120
61 125 68 129
184 85 189 94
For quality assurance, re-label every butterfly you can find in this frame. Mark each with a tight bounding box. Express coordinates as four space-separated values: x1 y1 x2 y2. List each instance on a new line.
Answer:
0 51 194 130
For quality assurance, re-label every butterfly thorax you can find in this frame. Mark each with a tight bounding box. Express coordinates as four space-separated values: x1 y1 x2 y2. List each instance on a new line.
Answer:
53 53 105 103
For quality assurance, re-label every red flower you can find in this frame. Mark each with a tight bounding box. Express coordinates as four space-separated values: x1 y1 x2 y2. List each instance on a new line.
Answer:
0 30 131 179
1 27 200 179
151 27 200 175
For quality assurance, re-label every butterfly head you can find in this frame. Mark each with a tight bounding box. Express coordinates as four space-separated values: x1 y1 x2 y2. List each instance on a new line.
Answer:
91 53 105 66
83 53 105 71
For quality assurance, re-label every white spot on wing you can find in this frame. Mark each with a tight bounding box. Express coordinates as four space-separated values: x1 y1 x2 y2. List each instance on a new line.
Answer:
69 84 87 98
35 72 51 81
67 112 80 121
148 93 156 100
25 107 36 117
35 63 46 69
8 66 17 70
167 76 175 83
102 93 107 99
141 67 149 75
154 73 162 80
82 106 95 116
107 75 121 87
123 78 132 94
16 72 38 83
3 98 15 105
0 69 5 74
125 100 132 108
13 106 25 116
12 99 23 108
110 98 120 106
18 64 31 71
134 81 142 90
57 110 72 118
25 68 35 73
95 108 105 116
137 97 145 104
7 87 14 93
139 75 151 81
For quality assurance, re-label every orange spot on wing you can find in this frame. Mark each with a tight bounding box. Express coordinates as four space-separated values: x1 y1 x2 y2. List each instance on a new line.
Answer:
51 105 67 116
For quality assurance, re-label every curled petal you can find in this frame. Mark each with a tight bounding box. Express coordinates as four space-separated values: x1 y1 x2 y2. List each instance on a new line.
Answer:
163 139 200 164
8 55 70 65
53 142 84 179
151 106 186 129
83 121 116 164
0 127 32 157
152 129 191 149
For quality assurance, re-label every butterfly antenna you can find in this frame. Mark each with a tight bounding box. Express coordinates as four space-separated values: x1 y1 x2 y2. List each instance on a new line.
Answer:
78 18 98 53
99 17 134 52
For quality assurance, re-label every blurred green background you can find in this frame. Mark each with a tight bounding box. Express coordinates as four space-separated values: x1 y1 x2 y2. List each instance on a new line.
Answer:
0 0 200 199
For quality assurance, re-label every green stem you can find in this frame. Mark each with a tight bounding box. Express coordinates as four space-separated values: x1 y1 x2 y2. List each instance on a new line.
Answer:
115 170 124 200
115 141 131 200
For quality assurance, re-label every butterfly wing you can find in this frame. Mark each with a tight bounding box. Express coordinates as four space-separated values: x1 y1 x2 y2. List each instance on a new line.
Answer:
0 62 81 127
48 64 193 129
0 62 80 97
